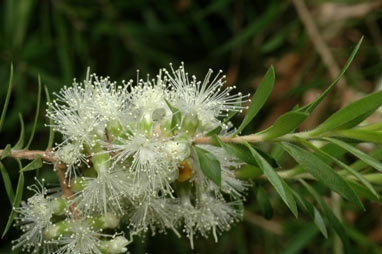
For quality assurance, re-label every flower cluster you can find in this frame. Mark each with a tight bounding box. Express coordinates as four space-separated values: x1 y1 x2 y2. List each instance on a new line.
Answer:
13 63 250 253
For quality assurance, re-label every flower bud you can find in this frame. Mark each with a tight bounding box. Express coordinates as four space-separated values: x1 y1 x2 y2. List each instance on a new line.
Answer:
181 112 199 135
51 197 67 215
99 236 129 254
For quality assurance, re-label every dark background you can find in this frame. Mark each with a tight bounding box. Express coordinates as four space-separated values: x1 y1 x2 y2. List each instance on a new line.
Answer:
0 0 381 253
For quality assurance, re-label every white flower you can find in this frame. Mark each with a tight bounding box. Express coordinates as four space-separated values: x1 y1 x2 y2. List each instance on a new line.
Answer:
179 194 243 248
72 170 129 216
128 70 172 125
127 196 180 237
54 220 108 254
106 129 178 197
164 63 249 132
12 180 56 253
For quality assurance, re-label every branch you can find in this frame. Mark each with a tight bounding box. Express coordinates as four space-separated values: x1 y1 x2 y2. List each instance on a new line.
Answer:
0 149 55 162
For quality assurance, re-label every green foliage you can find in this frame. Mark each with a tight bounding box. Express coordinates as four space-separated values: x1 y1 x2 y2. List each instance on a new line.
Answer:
193 146 222 186
234 65 275 136
244 141 298 217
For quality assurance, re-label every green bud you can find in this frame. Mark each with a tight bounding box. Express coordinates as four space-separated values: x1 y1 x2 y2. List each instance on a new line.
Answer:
89 213 120 230
44 221 71 240
107 120 123 139
83 167 98 178
181 113 199 135
51 197 67 215
70 177 86 192
99 236 129 254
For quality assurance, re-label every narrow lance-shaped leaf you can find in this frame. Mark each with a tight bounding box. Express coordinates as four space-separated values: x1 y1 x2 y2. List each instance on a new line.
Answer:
20 155 43 172
296 137 378 199
0 162 14 205
350 146 382 171
281 142 363 209
44 85 55 150
292 190 328 238
193 146 221 186
1 144 12 160
25 74 42 150
325 137 382 172
335 129 382 144
213 135 278 168
299 37 363 113
13 113 25 149
243 141 298 217
2 169 24 238
259 111 308 140
233 66 274 136
0 64 13 132
347 180 380 203
309 91 382 136
300 179 350 252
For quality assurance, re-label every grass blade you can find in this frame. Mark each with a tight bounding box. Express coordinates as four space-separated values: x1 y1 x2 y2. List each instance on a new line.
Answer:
44 85 54 150
13 113 25 149
25 74 42 150
0 64 13 132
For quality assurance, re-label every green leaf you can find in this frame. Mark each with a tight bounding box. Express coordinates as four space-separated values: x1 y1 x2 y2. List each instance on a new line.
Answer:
13 113 25 149
243 141 298 217
1 144 12 160
350 146 382 171
256 185 273 220
300 179 350 252
325 138 382 172
0 162 14 204
260 111 308 140
236 164 263 179
309 91 382 136
0 64 13 133
25 75 42 150
292 191 328 238
297 137 378 199
347 180 380 203
214 135 278 168
165 99 181 131
336 129 382 144
193 146 221 186
234 66 274 136
282 142 363 209
20 155 42 172
44 85 55 150
2 170 24 238
299 37 363 113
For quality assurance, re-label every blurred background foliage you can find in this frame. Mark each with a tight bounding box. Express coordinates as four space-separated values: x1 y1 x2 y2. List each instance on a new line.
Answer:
0 0 381 253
